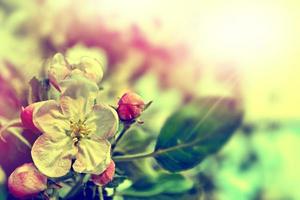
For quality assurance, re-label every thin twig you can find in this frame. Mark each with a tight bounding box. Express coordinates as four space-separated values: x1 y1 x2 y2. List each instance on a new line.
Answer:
112 138 206 162
111 123 131 151
9 128 32 148
64 174 90 199
0 118 23 141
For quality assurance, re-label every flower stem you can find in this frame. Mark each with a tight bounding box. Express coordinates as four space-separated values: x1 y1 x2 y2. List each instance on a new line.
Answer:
98 186 104 200
0 118 31 148
113 151 156 162
112 136 209 162
0 118 22 141
8 128 32 148
111 123 131 151
63 174 90 199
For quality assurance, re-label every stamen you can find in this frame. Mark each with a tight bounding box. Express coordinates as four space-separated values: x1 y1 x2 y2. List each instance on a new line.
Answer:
69 119 91 139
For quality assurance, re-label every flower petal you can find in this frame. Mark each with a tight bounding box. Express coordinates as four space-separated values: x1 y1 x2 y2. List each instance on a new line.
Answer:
65 44 106 80
33 100 69 139
73 139 111 174
86 104 119 139
48 53 71 91
59 75 98 120
60 74 98 98
77 57 104 83
31 135 77 177
60 96 90 122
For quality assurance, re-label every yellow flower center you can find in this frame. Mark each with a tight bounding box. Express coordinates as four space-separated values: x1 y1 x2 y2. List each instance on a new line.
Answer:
70 119 90 139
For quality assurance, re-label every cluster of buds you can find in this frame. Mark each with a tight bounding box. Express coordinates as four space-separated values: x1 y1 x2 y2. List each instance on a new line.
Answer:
21 92 147 133
10 52 147 198
8 162 116 198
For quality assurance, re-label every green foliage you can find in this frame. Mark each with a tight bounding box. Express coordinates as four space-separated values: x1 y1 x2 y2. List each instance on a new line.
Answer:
155 97 243 172
115 127 157 181
106 175 127 188
115 127 153 155
121 174 199 200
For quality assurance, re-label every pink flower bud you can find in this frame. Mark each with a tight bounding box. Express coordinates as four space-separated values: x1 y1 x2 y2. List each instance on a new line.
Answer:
8 163 47 198
20 104 40 133
117 92 145 121
91 160 115 186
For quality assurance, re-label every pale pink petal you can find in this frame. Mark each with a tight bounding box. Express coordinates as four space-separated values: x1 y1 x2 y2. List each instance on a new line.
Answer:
78 57 103 83
85 104 119 139
48 53 71 91
73 138 111 175
59 75 98 120
31 135 77 178
33 100 69 140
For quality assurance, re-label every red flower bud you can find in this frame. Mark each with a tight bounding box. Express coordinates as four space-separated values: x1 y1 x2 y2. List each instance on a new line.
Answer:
8 163 47 198
20 104 40 133
117 92 145 121
91 160 115 186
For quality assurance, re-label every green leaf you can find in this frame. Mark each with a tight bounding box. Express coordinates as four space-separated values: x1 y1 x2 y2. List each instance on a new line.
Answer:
106 175 127 188
143 101 153 111
115 127 153 154
28 77 50 104
154 97 243 172
121 174 194 199
123 193 199 200
114 128 157 182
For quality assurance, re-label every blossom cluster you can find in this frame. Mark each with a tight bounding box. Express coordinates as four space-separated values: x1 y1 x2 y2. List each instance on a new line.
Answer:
8 53 146 198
